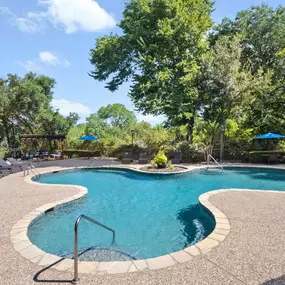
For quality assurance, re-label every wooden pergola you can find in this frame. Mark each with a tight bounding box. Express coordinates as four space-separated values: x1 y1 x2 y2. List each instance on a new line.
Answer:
20 134 66 154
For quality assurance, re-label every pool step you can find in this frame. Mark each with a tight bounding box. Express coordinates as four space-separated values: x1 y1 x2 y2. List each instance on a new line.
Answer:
59 246 137 262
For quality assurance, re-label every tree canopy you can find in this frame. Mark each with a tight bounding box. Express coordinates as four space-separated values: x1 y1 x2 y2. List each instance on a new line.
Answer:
2 3 285 162
88 2 285 160
0 73 79 153
97 103 136 128
90 0 214 141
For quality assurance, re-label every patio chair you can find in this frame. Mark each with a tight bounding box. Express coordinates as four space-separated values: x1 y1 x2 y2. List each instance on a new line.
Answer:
121 152 133 164
138 152 149 164
0 159 22 173
171 152 182 164
6 157 31 171
268 153 278 164
33 152 40 159
49 151 61 160
0 168 11 177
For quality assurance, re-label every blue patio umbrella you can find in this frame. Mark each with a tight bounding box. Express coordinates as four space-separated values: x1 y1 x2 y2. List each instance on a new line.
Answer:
76 135 100 141
255 132 285 139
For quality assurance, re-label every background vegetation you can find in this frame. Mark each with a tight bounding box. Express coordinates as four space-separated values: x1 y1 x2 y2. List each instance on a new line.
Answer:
1 2 284 162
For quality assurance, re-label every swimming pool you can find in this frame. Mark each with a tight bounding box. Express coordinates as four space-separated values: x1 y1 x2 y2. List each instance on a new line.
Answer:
28 167 285 260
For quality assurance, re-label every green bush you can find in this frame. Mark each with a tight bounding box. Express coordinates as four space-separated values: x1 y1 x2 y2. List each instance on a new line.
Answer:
154 150 167 166
167 160 175 170
150 159 156 169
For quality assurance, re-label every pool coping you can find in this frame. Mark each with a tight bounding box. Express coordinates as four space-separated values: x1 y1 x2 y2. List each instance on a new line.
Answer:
10 164 285 275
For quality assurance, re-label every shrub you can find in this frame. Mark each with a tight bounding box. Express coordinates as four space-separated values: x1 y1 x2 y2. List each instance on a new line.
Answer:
167 160 175 170
154 150 167 166
150 159 156 169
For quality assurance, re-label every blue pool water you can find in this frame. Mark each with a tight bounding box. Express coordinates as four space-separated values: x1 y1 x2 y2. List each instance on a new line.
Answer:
29 167 285 260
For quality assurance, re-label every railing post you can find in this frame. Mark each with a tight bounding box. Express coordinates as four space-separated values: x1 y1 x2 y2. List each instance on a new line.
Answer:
72 218 80 284
71 215 115 284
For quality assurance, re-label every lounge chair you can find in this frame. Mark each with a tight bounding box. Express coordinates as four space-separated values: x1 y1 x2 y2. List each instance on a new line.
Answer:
268 153 278 164
138 152 149 164
6 157 30 170
171 152 182 164
33 152 40 159
121 152 133 164
0 168 11 177
0 159 22 173
49 151 61 160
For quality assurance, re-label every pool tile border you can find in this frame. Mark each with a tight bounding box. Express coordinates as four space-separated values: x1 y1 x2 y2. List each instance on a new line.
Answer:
13 164 284 275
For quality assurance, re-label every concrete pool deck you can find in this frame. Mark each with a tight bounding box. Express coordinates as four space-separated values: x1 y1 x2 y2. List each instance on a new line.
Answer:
1 161 285 284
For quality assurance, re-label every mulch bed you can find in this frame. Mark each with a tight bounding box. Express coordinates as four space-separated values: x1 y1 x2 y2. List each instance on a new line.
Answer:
139 166 187 173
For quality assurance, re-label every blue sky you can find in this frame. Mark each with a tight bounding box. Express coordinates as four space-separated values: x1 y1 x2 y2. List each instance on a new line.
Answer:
0 0 284 124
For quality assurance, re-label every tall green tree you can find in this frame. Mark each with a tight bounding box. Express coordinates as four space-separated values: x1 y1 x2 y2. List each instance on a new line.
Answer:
85 113 109 138
212 4 285 135
90 0 214 142
0 73 55 149
97 103 136 128
36 109 79 135
212 4 285 79
199 36 250 160
0 73 79 153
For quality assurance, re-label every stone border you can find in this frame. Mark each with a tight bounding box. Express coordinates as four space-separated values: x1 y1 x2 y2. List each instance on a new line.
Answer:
12 163 285 275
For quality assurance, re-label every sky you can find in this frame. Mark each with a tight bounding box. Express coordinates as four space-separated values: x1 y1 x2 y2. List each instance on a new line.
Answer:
0 0 284 124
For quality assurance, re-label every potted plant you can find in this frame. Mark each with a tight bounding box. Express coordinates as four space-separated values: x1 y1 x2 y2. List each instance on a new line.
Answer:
154 150 168 168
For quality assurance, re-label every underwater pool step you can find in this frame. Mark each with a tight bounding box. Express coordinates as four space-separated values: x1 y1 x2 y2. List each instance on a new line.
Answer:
59 246 137 262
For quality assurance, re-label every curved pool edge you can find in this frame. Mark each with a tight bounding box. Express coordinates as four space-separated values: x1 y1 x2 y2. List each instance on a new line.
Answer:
10 164 285 275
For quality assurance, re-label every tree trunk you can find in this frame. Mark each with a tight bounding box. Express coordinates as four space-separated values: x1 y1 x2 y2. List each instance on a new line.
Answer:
3 120 11 148
186 116 195 143
219 122 225 162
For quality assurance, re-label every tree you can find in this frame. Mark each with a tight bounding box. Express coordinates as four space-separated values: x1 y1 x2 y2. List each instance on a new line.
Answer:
36 109 79 135
0 73 55 149
212 4 285 79
90 0 214 142
97 103 136 128
85 113 109 138
0 73 79 154
199 36 250 160
242 70 285 134
209 4 285 143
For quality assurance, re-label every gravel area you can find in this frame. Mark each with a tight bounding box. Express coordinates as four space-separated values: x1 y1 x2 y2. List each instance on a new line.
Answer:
139 166 187 173
1 161 285 284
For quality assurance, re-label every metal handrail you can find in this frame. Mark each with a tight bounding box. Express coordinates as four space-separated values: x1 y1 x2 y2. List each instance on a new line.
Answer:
207 154 223 170
72 215 115 284
23 165 41 179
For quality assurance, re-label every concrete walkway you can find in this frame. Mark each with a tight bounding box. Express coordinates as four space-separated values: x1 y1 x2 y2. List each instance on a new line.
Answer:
0 162 285 284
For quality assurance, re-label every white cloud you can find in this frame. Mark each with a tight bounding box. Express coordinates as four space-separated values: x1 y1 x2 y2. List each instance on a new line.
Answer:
37 0 116 33
0 6 42 33
17 60 41 71
52 98 91 116
17 52 70 71
136 113 167 126
1 0 115 34
13 17 42 33
0 6 13 16
63 58 71 67
39 51 60 66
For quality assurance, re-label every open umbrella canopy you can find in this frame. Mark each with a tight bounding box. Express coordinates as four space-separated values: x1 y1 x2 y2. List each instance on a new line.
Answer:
255 132 285 139
76 135 99 141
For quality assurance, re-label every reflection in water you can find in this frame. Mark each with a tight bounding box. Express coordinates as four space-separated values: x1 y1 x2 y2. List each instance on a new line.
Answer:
177 204 215 247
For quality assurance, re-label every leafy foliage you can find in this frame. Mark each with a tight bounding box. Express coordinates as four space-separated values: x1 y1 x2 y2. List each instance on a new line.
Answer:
90 0 214 141
0 73 79 152
154 150 167 166
2 3 285 162
97 103 136 127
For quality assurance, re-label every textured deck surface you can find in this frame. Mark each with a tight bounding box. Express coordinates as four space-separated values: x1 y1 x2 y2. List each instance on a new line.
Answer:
0 161 285 284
